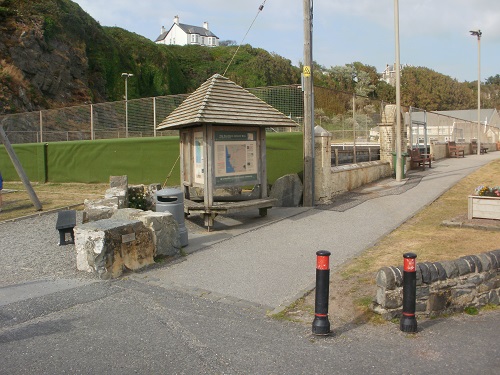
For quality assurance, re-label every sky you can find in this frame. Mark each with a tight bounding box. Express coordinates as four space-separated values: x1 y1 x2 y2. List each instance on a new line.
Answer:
73 0 500 83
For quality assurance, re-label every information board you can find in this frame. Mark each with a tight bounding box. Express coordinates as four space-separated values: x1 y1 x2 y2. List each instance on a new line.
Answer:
214 131 258 186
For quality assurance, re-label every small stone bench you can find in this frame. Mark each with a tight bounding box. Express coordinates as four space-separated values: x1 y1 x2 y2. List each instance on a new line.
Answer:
56 210 76 245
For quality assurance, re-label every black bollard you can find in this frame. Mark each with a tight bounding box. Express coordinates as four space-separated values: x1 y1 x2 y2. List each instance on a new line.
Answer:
400 252 418 333
312 250 331 335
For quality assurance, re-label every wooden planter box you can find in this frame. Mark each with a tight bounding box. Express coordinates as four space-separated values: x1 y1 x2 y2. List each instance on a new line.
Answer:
468 195 500 220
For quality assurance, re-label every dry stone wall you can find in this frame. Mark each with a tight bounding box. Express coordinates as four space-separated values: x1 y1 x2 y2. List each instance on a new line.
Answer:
372 250 500 319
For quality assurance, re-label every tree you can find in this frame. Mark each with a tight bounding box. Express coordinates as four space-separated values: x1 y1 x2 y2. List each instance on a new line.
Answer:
400 67 475 110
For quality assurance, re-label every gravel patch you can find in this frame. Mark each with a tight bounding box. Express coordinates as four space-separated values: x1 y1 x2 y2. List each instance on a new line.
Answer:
0 211 96 288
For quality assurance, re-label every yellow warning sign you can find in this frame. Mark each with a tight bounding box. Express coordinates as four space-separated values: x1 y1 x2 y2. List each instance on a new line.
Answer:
303 66 311 77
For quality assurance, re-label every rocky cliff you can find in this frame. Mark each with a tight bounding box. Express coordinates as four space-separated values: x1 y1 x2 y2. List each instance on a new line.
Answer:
0 0 108 113
0 0 300 116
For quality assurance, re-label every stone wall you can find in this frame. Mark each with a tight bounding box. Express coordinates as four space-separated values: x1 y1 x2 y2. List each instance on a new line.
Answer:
372 250 500 320
314 126 391 204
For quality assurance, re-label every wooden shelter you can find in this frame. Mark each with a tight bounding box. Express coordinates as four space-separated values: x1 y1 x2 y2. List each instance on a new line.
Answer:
157 74 298 228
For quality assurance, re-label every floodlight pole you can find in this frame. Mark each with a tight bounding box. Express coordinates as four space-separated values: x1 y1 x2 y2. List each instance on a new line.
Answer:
303 0 314 206
121 73 133 138
470 30 481 155
394 0 402 182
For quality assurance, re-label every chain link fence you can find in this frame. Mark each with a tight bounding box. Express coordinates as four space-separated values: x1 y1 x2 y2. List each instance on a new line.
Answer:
0 84 497 146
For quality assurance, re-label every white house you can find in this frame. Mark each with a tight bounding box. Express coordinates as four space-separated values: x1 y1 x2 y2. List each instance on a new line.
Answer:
380 63 412 86
155 16 219 47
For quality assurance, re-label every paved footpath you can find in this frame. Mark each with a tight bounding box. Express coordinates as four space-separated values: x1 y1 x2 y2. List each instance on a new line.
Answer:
132 152 500 313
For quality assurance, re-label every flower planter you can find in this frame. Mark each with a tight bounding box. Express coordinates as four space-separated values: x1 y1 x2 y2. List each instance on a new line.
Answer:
468 195 500 220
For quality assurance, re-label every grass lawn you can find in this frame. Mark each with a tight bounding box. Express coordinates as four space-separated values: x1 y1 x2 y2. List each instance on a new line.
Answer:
0 182 108 221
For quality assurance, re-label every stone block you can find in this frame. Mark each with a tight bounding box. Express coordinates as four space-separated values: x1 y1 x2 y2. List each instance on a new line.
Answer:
112 208 143 220
425 262 439 283
487 251 499 269
376 288 402 309
455 258 472 276
110 175 128 189
74 218 155 279
461 256 477 273
376 267 396 289
418 263 431 284
428 290 450 312
434 262 448 281
441 260 459 278
488 290 499 305
105 187 127 208
146 183 162 210
394 266 403 287
470 255 483 273
476 253 492 272
83 197 119 223
112 209 181 257
416 286 429 299
270 174 303 207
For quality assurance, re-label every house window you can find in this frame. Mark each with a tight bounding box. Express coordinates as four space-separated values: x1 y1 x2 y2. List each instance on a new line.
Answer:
201 36 204 45
191 34 199 44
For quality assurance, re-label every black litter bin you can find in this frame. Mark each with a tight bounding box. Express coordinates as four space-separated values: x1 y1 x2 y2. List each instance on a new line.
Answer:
156 188 188 247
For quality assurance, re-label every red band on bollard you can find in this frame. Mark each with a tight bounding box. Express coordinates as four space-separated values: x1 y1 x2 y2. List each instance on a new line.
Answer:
404 257 416 272
402 312 415 317
316 256 330 270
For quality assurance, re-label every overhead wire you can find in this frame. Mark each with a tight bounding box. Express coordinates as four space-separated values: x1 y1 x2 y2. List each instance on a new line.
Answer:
223 0 268 76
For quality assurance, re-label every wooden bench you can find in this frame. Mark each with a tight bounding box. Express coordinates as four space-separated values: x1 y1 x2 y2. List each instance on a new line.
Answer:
409 148 431 170
472 143 488 154
448 141 465 158
56 210 76 245
471 141 488 155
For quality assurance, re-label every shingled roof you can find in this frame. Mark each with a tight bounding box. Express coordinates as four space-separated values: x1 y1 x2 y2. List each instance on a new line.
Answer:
156 74 299 130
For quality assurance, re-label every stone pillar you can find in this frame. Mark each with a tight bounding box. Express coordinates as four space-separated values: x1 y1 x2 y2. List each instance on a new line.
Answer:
379 104 407 171
314 125 332 204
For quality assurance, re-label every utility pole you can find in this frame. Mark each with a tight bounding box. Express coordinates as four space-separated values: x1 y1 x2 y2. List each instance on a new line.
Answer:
303 0 314 206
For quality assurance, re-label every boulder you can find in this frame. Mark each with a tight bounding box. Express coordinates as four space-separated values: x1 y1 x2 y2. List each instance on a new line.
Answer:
112 210 181 257
109 175 128 189
74 218 155 279
270 174 303 207
83 197 119 223
105 187 127 209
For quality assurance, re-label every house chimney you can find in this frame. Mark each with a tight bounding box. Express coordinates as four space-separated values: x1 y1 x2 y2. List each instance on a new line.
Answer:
203 21 209 30
161 26 165 34
174 15 179 25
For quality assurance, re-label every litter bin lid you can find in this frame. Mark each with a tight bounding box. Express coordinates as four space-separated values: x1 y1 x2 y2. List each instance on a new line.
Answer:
156 188 183 198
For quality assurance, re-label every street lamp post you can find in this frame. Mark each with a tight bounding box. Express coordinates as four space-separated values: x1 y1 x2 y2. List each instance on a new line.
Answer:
121 73 133 138
394 0 402 182
469 30 481 155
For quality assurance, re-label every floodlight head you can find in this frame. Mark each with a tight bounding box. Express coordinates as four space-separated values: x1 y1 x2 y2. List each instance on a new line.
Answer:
469 30 482 38
121 73 133 77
